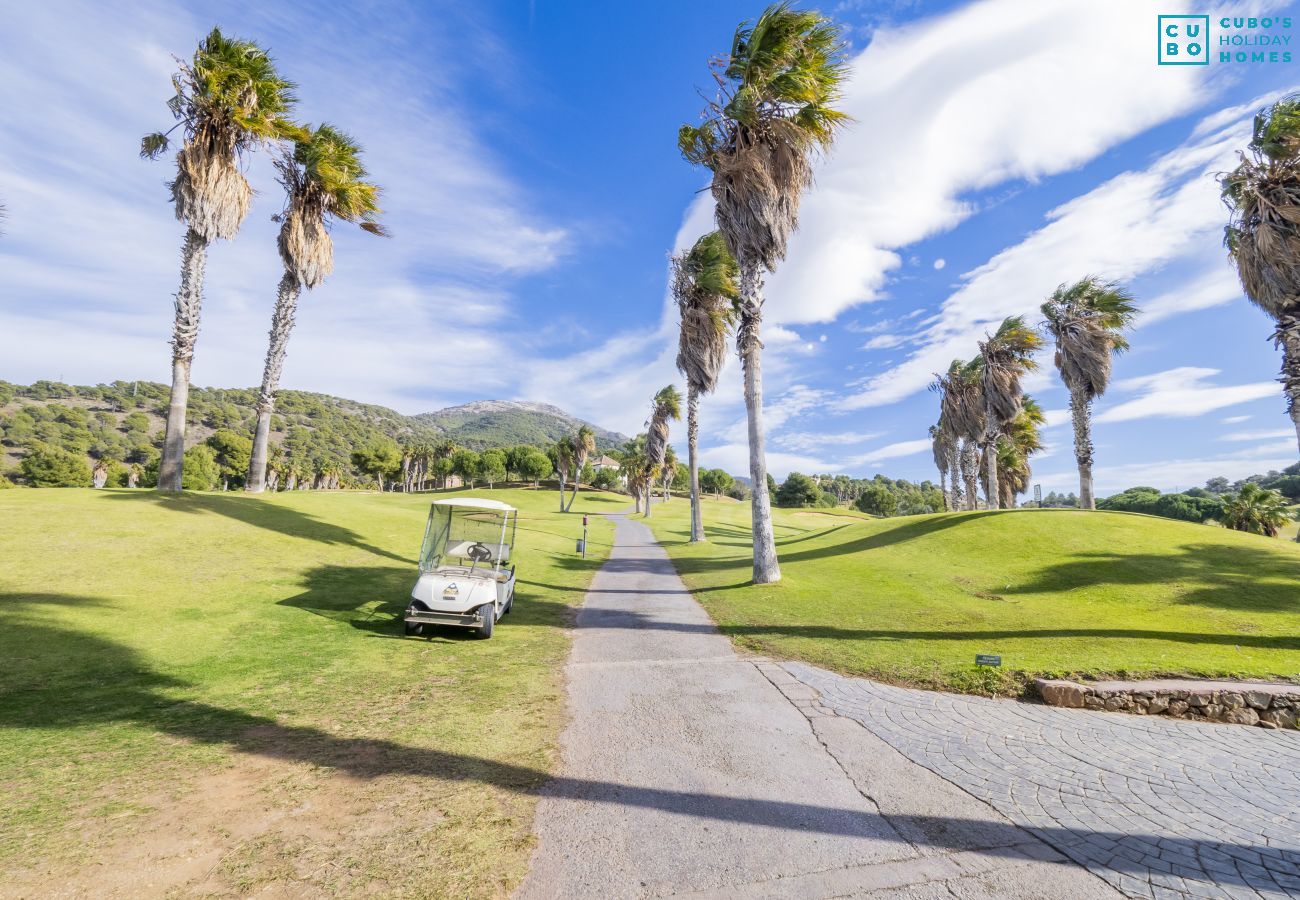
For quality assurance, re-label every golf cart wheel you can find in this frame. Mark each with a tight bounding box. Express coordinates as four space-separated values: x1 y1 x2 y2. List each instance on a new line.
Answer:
404 620 423 636
477 605 495 639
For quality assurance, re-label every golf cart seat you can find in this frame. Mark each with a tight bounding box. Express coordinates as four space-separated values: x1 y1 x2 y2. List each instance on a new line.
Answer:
445 540 510 564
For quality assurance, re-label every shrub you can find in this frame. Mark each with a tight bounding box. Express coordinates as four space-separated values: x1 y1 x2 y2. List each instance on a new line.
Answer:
181 445 221 491
855 483 897 517
775 472 821 508
20 445 92 487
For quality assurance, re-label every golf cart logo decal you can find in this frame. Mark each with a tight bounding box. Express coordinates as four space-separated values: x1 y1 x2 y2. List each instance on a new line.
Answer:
443 583 459 595
1158 15 1209 64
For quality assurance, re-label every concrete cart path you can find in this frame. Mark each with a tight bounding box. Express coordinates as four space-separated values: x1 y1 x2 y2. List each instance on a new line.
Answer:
517 512 1115 899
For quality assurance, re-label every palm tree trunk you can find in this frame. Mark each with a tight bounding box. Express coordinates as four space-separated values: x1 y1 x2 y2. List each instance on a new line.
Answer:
644 481 652 518
937 465 949 511
688 384 704 542
983 433 1001 510
1274 314 1300 456
738 264 781 584
946 443 964 511
247 272 300 492
158 227 207 491
1069 384 1096 510
961 440 979 510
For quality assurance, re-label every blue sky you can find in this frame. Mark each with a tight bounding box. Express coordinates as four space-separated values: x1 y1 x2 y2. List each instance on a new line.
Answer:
1 0 1299 494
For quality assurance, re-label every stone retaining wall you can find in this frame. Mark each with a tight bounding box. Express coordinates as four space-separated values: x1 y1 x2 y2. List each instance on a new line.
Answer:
1036 679 1300 729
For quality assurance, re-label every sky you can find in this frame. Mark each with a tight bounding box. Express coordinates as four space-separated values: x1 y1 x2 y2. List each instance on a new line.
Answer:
2 0 1299 495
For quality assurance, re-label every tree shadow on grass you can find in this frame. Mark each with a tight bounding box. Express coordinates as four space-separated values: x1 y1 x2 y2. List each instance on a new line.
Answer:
103 492 410 564
1 592 1295 892
1006 543 1300 613
578 513 1001 580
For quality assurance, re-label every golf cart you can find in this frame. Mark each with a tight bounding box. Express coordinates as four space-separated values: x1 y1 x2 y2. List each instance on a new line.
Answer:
404 498 517 639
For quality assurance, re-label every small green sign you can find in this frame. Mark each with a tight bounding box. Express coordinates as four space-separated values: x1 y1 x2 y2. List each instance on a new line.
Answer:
975 654 1002 667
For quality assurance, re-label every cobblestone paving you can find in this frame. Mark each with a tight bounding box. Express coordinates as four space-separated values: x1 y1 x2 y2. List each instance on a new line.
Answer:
786 663 1300 900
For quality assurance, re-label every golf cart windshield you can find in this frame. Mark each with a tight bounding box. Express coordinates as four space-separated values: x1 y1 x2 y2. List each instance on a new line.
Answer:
418 502 516 573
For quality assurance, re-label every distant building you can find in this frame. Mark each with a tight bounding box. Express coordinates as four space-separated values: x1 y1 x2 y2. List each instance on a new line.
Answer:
591 455 620 472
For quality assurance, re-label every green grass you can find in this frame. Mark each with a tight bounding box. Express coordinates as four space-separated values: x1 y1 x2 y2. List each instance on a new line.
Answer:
0 486 617 896
643 496 1300 694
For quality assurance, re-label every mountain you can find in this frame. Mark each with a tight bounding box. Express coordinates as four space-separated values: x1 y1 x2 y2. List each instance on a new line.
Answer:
412 400 628 450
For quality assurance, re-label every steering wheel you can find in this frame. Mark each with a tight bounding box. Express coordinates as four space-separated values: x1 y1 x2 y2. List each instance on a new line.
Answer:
466 542 494 563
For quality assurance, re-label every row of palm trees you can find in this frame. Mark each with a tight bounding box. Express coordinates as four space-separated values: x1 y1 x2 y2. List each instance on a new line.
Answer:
141 28 385 493
931 279 1137 511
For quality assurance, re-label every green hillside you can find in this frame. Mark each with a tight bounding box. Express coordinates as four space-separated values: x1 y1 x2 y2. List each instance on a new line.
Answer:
644 498 1300 693
0 487 618 896
0 380 626 482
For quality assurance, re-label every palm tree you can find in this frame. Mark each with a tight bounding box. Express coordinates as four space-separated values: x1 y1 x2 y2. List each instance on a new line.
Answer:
975 317 1043 509
985 396 1045 509
673 230 739 541
928 424 952 511
565 425 596 511
1041 277 1137 509
661 445 678 500
933 359 983 510
141 28 301 491
553 438 574 511
644 385 682 518
246 126 385 491
620 435 653 515
1219 483 1295 537
679 3 848 583
1222 94 1300 455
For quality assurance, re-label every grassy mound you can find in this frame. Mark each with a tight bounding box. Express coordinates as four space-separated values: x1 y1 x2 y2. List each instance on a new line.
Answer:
0 487 619 896
644 497 1300 693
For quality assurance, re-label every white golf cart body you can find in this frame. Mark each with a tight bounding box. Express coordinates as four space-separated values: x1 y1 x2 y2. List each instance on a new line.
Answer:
405 498 517 638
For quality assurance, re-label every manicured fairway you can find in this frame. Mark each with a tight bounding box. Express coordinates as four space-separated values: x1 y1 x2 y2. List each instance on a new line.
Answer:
643 496 1300 693
0 487 617 897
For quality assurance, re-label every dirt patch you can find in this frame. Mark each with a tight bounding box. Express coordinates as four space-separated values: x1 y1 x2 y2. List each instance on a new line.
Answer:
0 738 484 899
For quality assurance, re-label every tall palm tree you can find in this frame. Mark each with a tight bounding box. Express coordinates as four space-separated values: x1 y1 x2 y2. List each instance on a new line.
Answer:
1222 94 1300 455
975 317 1043 509
1041 277 1137 509
644 385 682 518
679 3 848 583
565 425 596 511
673 230 739 542
621 435 653 515
142 28 301 491
245 126 385 491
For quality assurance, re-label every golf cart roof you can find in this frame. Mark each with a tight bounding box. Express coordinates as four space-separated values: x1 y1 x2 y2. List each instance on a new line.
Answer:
430 497 516 513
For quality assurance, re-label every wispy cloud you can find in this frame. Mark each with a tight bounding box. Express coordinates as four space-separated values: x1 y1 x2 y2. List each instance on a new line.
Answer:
1096 367 1276 423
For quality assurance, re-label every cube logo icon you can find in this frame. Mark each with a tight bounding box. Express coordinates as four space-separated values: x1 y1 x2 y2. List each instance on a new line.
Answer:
1158 15 1210 65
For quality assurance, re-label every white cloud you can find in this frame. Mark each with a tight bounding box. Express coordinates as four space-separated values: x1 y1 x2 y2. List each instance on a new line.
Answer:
933 259 946 271
0 0 569 413
776 430 884 453
750 0 1219 328
1222 415 1252 424
1218 428 1296 442
845 438 932 468
841 96 1269 411
1097 367 1277 423
863 334 907 350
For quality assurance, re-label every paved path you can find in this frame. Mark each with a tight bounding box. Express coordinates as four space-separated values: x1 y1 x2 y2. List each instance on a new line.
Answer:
518 514 1116 898
789 665 1300 899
